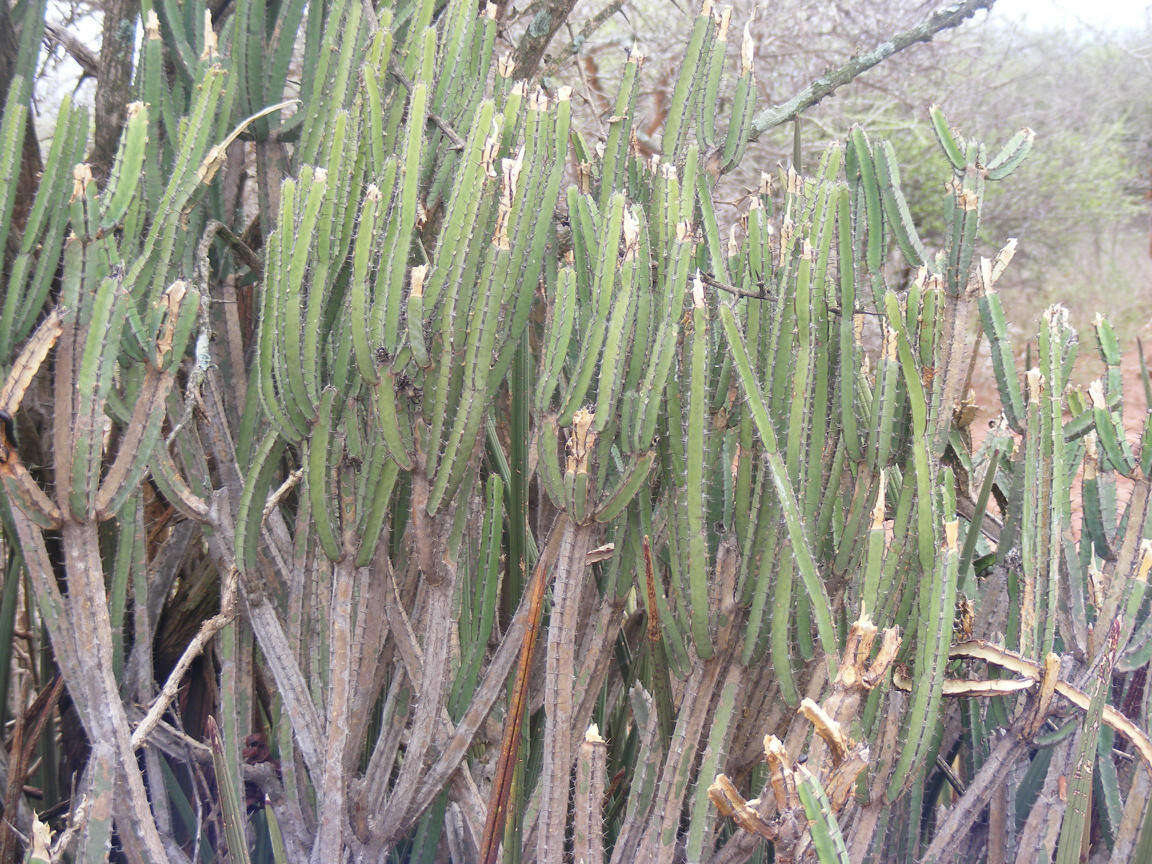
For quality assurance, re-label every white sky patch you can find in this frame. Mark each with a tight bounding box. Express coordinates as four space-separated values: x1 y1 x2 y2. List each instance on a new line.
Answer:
994 0 1150 31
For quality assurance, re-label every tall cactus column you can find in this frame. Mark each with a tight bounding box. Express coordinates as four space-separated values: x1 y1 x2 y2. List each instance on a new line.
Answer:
2 266 199 864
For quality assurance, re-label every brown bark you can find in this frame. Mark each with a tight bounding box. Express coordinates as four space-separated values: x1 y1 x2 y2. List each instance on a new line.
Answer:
511 0 579 81
92 0 140 181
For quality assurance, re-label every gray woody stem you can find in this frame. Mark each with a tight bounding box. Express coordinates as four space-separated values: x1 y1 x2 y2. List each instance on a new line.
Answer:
749 0 996 139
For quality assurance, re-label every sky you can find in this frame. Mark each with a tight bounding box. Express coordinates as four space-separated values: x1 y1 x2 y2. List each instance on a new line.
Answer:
994 0 1150 30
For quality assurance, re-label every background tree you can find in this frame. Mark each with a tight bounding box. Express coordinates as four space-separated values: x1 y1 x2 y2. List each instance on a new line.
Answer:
553 0 1149 313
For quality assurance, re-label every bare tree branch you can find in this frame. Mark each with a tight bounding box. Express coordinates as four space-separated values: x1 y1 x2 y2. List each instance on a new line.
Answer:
512 0 580 81
749 0 996 139
131 597 236 750
542 0 627 75
43 23 99 79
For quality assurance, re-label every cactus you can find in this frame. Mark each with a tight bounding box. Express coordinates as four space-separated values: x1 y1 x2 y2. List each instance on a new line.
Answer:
0 2 1150 863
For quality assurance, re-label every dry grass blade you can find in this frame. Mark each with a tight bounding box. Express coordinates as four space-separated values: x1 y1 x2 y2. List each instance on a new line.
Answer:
479 515 569 864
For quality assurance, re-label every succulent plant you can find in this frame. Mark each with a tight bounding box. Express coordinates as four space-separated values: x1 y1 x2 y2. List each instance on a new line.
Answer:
0 1 1149 863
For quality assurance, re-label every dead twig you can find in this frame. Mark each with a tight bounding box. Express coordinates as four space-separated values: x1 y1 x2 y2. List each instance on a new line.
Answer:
698 269 770 301
131 572 239 749
0 676 63 864
479 515 570 864
387 66 467 151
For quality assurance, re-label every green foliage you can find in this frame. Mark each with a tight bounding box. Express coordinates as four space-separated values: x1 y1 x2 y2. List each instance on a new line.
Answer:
831 30 1145 269
0 2 1150 864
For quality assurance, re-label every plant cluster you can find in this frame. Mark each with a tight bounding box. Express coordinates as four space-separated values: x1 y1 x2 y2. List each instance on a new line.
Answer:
0 1 1150 863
